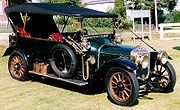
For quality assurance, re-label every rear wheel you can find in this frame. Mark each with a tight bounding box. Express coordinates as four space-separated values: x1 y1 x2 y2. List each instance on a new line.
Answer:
105 67 139 106
8 51 28 81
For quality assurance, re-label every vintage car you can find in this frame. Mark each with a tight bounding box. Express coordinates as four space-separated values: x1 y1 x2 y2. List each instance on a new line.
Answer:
3 1 176 106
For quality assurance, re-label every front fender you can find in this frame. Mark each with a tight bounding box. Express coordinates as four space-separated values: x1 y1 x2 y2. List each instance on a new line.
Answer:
2 45 17 57
150 51 173 70
98 58 138 74
93 58 138 83
109 58 138 71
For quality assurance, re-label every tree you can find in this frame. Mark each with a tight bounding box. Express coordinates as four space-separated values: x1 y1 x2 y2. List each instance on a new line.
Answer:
131 0 177 12
160 0 178 12
130 0 178 24
114 0 126 18
113 0 133 30
164 11 180 23
133 0 153 9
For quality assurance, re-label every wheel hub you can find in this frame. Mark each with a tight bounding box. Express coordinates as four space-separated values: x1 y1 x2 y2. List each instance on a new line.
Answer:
117 82 125 91
14 63 20 71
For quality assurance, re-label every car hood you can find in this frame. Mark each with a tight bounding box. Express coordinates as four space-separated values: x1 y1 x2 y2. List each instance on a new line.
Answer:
89 37 135 57
100 44 135 57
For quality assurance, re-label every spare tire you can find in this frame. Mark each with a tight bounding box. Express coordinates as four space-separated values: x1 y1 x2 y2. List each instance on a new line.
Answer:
50 44 76 78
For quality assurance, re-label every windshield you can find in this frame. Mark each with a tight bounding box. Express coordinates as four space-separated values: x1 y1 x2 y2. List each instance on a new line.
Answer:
53 16 114 35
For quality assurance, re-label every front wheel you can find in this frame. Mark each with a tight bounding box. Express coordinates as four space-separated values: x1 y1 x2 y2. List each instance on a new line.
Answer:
105 67 139 106
152 61 176 93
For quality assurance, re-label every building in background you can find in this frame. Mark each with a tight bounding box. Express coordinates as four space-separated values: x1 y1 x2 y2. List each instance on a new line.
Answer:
0 0 40 23
82 0 114 12
0 0 8 22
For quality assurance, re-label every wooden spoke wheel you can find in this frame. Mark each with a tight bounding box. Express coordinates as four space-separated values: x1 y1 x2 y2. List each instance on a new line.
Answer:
105 67 139 106
8 51 28 81
109 72 132 101
153 61 176 92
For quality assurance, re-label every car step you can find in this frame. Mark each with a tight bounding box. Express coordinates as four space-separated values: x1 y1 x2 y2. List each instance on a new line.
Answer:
29 71 88 86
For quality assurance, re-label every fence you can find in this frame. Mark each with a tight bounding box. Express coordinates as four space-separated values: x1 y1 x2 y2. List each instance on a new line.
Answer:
0 21 12 33
159 23 180 40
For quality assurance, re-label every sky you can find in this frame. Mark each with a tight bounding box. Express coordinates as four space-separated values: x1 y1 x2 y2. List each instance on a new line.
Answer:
175 0 180 11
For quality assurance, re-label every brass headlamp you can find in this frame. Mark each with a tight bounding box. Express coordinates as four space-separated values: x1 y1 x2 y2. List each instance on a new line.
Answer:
131 48 150 69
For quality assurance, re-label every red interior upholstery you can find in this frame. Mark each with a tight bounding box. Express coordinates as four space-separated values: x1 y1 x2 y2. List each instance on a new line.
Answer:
50 33 63 43
18 27 32 38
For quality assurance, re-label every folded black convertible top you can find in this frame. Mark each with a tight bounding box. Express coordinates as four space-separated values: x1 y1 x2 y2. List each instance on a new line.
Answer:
5 3 117 18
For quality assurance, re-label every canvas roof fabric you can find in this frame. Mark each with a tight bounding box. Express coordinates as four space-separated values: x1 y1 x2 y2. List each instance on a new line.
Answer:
5 3 117 18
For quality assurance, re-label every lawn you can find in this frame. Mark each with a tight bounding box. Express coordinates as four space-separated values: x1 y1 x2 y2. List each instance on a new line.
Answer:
0 39 180 110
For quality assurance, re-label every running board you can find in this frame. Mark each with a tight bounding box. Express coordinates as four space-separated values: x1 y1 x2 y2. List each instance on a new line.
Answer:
29 71 88 86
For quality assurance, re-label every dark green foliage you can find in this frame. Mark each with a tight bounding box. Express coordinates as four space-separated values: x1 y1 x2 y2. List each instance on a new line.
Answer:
134 0 153 9
160 0 178 12
173 11 180 22
84 18 112 28
54 16 71 25
113 0 133 30
114 0 126 18
132 0 178 24
132 0 177 11
164 11 180 23
158 10 166 24
119 18 132 30
54 17 113 28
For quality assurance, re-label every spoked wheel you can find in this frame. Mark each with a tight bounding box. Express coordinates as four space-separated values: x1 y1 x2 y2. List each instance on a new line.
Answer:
8 51 28 81
152 61 176 92
50 44 76 78
105 67 139 106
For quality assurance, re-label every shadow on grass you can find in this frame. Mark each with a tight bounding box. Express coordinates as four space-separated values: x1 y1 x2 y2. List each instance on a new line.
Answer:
29 74 143 106
173 46 180 51
139 96 153 100
107 95 140 106
29 74 104 95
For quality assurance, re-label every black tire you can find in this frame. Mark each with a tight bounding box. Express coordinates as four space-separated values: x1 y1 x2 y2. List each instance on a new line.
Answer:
153 61 176 93
105 67 139 106
8 51 28 81
50 44 76 78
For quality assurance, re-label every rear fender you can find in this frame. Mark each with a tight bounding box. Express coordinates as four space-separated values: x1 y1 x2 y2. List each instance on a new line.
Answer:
16 50 30 67
11 50 30 67
3 46 30 66
2 46 17 57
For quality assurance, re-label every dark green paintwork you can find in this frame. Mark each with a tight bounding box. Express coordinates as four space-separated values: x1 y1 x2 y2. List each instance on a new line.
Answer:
88 37 135 67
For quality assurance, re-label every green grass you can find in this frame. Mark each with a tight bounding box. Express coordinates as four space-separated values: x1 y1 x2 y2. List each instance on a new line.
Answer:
0 40 180 110
164 27 180 30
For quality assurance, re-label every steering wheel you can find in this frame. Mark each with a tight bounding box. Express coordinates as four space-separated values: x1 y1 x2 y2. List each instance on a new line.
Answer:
72 29 88 42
